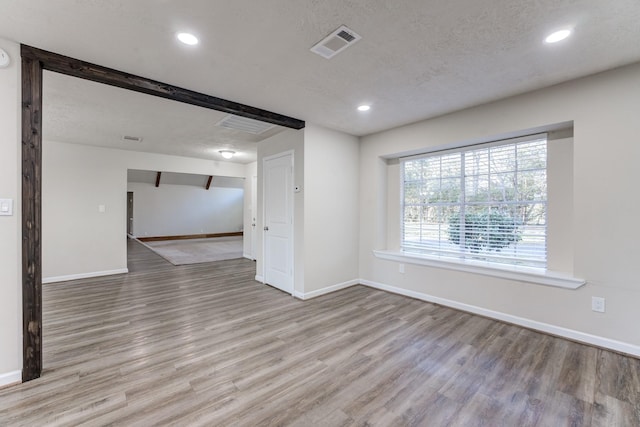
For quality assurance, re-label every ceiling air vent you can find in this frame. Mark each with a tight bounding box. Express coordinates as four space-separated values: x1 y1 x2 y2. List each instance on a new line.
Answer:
122 135 143 142
311 25 362 59
216 115 275 135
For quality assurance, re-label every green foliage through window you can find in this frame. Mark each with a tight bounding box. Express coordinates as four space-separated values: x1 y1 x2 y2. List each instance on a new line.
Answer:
447 210 522 253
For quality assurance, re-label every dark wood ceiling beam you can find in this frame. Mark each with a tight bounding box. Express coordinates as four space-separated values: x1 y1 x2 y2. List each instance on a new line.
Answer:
205 176 213 190
155 172 162 188
20 45 305 129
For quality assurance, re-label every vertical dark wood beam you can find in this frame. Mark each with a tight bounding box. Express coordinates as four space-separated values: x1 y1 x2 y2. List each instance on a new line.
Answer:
22 55 43 382
155 172 161 188
205 176 213 190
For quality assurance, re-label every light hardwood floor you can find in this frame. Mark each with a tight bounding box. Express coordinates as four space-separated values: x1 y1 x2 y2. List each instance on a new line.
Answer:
1 240 639 426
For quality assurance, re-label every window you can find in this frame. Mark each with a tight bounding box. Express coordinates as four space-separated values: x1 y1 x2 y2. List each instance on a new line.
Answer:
402 134 547 268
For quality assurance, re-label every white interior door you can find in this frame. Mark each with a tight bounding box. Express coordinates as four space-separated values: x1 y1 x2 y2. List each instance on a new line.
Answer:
263 153 293 294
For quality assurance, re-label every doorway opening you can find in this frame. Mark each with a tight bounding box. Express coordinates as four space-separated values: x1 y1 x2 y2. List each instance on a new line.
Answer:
21 44 304 381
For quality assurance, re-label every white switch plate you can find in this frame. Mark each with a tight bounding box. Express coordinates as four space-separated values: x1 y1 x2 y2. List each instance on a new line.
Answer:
399 263 405 274
0 49 10 68
0 199 13 216
592 296 605 313
98 204 106 213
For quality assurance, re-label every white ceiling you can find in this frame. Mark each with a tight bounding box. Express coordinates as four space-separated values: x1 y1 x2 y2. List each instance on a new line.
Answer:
42 72 286 164
2 0 640 154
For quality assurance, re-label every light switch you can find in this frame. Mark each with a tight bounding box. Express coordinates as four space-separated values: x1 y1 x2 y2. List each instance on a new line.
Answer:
98 204 106 213
0 199 13 216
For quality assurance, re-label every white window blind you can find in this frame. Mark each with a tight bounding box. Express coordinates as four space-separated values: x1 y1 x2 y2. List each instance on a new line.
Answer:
401 135 547 268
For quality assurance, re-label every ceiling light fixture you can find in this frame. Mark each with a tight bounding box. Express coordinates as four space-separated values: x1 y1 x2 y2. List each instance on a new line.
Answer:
177 32 199 45
545 29 571 44
219 150 235 160
357 105 371 112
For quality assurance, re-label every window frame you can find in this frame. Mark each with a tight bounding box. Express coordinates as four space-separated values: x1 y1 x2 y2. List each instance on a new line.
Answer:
400 133 548 269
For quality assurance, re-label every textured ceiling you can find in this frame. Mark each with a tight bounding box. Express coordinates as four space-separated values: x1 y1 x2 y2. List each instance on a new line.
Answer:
43 72 286 163
2 0 640 145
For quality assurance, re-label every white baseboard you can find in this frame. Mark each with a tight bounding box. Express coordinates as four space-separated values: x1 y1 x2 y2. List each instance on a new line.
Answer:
43 268 129 284
243 253 255 260
217 269 640 356
295 279 360 300
0 370 21 388
359 278 640 358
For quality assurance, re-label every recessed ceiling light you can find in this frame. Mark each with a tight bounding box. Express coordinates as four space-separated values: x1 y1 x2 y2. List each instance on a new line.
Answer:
177 32 199 45
545 29 571 44
357 105 371 112
219 150 235 160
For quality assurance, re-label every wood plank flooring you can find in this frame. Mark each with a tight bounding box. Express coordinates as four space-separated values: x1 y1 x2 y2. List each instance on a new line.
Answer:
0 239 639 426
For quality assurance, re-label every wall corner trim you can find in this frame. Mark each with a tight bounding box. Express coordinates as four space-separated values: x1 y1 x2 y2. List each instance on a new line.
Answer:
43 268 129 284
295 279 360 300
359 278 640 358
0 370 22 388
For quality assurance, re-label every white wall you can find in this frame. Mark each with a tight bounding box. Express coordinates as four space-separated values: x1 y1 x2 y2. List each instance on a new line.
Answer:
43 141 127 281
303 124 360 294
43 141 246 281
127 182 243 237
0 38 22 385
360 62 640 350
255 124 360 297
256 129 305 292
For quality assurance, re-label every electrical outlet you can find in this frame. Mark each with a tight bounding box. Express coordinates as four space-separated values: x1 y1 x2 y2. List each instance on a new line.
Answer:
399 263 405 274
591 296 605 313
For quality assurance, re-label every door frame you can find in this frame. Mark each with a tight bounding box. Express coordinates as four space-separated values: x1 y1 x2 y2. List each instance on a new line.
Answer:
127 191 134 236
20 45 304 382
261 150 294 296
250 174 258 260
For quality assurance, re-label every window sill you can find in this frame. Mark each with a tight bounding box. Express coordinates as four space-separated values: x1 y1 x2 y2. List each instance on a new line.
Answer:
373 250 585 289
